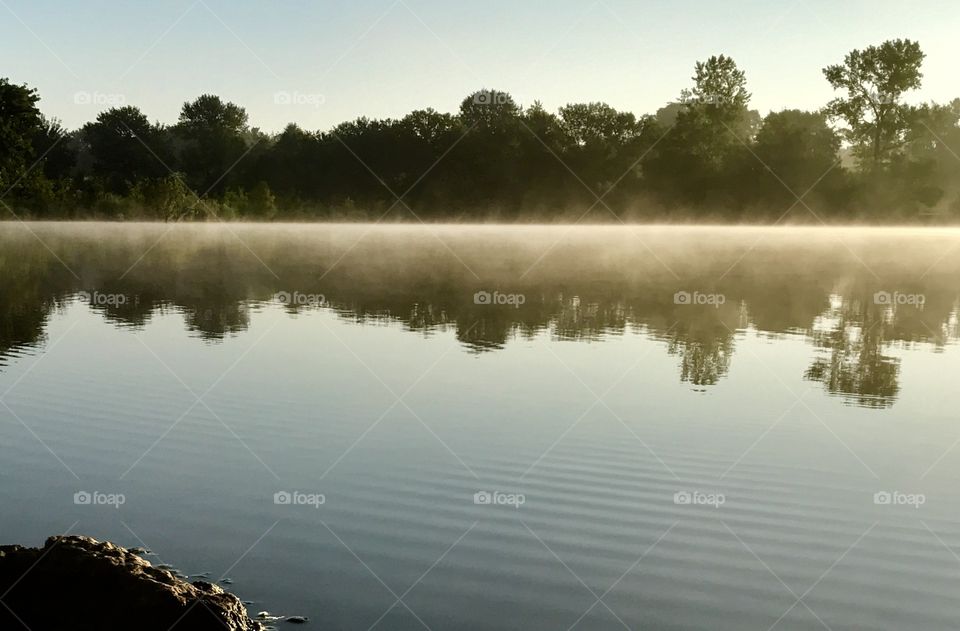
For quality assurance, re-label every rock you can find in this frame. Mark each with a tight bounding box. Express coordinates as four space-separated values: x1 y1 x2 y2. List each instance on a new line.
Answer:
0 535 264 630
257 611 283 621
285 615 309 624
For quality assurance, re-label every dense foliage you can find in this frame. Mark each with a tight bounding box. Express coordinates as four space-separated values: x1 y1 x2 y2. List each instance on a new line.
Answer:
2 39 959 222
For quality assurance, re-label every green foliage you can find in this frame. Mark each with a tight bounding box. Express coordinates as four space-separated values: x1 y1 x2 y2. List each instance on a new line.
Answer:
131 175 195 220
223 182 277 218
559 102 641 146
2 38 959 222
646 55 756 205
682 54 751 113
0 78 43 194
175 95 249 195
459 90 520 130
823 39 925 167
753 110 842 197
178 94 248 134
81 106 166 194
32 115 77 181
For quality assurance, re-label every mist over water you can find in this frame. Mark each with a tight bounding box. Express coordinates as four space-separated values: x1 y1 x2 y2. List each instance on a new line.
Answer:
3 222 958 406
3 222 960 630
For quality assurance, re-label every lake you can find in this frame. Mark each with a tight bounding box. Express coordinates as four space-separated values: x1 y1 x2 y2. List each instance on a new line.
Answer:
2 222 960 630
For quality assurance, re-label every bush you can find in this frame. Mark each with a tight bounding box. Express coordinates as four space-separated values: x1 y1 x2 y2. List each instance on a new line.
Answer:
131 175 195 220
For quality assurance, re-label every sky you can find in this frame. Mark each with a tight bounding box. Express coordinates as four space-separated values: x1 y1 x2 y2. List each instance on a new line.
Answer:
2 0 958 132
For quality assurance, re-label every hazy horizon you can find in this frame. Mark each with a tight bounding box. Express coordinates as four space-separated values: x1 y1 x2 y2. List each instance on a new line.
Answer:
3 0 959 132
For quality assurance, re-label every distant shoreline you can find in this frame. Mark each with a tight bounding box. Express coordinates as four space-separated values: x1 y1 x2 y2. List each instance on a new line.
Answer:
5 218 960 228
4 40 959 225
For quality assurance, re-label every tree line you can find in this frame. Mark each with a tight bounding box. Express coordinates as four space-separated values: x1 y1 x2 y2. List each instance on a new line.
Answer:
2 38 959 222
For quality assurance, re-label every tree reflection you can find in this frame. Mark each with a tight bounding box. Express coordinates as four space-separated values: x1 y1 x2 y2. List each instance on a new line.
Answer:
804 299 901 408
801 290 957 408
1 225 959 409
667 324 735 386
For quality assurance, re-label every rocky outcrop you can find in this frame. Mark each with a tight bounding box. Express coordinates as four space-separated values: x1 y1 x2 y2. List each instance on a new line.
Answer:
0 535 263 630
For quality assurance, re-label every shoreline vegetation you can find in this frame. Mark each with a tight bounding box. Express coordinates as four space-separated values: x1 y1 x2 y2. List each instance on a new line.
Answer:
3 39 960 223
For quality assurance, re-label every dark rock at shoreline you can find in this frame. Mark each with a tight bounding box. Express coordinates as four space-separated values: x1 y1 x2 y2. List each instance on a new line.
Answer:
0 535 263 630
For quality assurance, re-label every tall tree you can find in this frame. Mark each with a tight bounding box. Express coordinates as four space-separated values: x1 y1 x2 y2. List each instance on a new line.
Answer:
682 55 751 113
456 90 523 207
178 94 247 134
0 78 43 194
82 106 165 193
32 115 77 181
823 39 925 168
559 102 647 198
646 55 754 206
754 110 841 189
749 110 843 211
175 94 250 195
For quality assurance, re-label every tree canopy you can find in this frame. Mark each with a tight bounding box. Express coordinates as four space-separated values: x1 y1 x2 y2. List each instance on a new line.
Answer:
2 39 959 222
823 39 925 168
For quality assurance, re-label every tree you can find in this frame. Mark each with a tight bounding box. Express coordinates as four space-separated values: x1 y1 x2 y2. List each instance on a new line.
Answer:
654 102 684 128
455 90 524 208
646 55 755 207
401 108 459 146
890 99 960 215
823 39 925 168
559 102 641 147
175 94 250 195
178 94 247 134
752 110 842 199
516 102 571 210
903 100 960 166
82 106 165 194
459 89 520 130
395 109 463 211
32 115 77 181
0 78 43 194
257 123 320 200
558 102 648 199
682 55 750 113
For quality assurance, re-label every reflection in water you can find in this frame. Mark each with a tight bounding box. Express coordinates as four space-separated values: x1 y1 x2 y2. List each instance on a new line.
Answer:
668 323 735 387
804 296 901 408
1 223 958 408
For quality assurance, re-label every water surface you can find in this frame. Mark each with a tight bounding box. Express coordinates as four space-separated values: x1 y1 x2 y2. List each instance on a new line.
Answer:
2 223 960 630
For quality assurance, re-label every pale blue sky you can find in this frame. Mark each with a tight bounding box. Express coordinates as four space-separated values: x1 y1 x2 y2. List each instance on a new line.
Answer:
2 0 958 132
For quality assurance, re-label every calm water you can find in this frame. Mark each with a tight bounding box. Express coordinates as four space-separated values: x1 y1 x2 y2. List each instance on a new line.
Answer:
2 223 960 630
